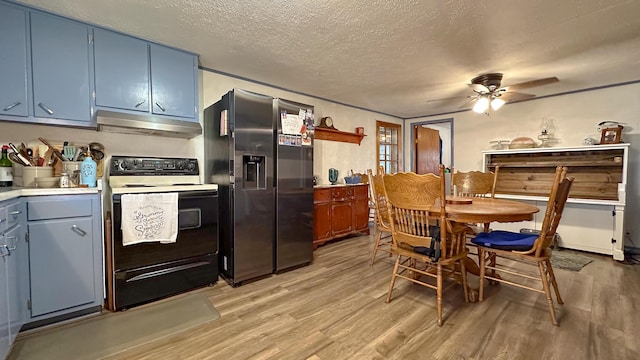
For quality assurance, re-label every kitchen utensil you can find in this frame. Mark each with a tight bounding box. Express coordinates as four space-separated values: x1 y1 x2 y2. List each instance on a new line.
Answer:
42 148 54 167
8 152 27 166
89 142 105 160
63 145 76 160
38 137 68 161
73 146 84 161
9 143 33 166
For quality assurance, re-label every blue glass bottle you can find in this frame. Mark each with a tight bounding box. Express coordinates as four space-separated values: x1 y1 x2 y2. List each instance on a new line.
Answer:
80 149 97 187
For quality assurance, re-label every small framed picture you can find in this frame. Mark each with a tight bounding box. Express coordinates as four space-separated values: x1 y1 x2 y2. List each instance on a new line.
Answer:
600 126 623 144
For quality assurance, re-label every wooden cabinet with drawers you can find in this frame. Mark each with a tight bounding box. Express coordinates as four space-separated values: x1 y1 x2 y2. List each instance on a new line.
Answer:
313 184 370 249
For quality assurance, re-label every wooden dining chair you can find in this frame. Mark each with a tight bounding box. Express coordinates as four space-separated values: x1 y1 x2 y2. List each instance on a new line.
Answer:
383 165 469 326
367 167 393 265
450 166 501 254
450 166 499 199
472 166 574 325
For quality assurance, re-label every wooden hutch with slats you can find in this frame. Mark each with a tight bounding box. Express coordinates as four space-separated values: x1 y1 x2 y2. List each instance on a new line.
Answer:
483 143 629 260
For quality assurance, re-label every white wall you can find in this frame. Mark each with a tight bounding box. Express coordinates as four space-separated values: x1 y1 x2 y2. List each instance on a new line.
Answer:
405 83 640 247
199 70 401 185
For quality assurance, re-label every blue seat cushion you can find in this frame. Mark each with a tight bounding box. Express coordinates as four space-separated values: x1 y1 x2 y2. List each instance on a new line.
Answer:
471 230 537 251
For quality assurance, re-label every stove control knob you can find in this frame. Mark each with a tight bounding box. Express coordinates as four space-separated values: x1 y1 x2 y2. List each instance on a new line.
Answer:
176 160 185 170
121 160 132 170
186 161 196 172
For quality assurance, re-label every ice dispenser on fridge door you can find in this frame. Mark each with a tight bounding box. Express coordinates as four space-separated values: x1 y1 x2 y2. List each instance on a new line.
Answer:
243 155 266 189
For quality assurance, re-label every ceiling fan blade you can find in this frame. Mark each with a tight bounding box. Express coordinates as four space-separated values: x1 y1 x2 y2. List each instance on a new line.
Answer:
499 92 536 102
469 83 489 93
459 97 478 109
426 95 472 103
502 77 559 92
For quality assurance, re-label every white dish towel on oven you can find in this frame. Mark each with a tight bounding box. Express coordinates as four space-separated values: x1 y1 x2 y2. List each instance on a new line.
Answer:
121 193 179 246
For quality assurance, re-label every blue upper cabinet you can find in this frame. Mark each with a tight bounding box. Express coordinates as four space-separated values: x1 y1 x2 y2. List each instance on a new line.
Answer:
94 29 150 112
0 3 29 117
30 12 91 123
150 44 197 119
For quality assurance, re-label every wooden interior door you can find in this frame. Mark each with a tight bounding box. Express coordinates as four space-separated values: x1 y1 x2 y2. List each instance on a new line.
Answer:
414 126 441 174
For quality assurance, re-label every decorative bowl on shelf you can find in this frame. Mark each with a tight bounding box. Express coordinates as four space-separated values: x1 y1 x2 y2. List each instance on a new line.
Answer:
344 175 361 184
509 137 536 149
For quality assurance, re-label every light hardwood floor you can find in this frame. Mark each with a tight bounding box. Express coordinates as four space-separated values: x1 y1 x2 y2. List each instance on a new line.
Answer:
99 234 638 359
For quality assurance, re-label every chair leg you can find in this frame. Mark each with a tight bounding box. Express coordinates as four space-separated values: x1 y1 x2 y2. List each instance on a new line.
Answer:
478 248 486 302
537 261 559 326
546 259 564 305
437 264 443 326
385 255 401 303
488 253 499 285
370 228 383 266
460 258 469 303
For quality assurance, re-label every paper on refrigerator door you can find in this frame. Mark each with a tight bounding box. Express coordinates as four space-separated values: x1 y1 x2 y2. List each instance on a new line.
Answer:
281 112 303 135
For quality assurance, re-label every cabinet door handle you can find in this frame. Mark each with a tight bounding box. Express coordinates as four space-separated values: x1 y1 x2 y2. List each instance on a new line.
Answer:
0 218 4 224
71 225 87 237
134 99 146 108
3 101 21 111
0 245 9 257
38 102 54 115
10 210 22 216
6 236 17 251
154 102 166 112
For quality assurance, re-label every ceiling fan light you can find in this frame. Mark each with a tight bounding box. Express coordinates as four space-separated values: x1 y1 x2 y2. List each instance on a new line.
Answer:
473 97 490 113
491 98 505 111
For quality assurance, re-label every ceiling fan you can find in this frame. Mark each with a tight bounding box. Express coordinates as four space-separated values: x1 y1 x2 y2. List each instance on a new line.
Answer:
428 73 559 114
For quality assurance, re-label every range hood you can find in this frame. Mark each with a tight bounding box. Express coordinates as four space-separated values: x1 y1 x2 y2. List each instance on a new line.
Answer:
96 110 202 139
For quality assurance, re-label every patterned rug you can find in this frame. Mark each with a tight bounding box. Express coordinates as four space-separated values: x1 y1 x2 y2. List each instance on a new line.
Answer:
550 250 593 271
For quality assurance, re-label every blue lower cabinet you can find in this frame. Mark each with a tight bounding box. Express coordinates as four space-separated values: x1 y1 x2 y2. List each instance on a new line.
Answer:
26 194 103 322
0 198 27 360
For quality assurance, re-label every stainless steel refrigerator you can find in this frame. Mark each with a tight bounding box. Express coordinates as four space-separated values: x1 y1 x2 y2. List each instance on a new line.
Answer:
204 89 314 286
273 98 314 273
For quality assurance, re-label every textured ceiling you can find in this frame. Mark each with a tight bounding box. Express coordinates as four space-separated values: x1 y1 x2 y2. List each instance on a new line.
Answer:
16 0 640 118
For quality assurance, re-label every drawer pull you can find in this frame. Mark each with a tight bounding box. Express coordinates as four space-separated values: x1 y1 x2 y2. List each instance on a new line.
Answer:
38 102 54 115
71 225 87 237
155 102 166 112
134 99 146 108
6 236 17 251
10 210 22 216
0 245 9 257
3 101 21 111
0 218 4 224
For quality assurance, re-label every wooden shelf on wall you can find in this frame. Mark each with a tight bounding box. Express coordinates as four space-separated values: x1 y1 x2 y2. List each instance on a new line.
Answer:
314 128 366 145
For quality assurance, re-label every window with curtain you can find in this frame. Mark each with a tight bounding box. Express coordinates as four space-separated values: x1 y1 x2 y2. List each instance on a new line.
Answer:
376 121 402 174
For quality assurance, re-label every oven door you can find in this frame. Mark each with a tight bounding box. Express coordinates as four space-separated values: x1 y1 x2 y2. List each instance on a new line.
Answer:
112 190 218 271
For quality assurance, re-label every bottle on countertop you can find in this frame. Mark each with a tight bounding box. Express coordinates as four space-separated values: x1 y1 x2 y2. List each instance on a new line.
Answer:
60 172 70 188
0 145 13 187
80 148 97 188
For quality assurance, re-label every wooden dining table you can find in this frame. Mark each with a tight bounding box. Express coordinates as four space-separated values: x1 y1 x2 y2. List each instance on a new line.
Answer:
431 197 540 224
429 196 540 301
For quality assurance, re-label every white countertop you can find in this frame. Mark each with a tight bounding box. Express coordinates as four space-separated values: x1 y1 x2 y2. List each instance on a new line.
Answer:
0 187 100 202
